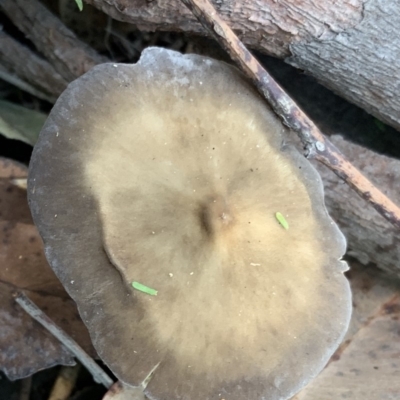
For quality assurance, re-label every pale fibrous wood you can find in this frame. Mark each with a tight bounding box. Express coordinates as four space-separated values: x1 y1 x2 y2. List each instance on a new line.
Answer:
47 365 80 400
87 0 400 133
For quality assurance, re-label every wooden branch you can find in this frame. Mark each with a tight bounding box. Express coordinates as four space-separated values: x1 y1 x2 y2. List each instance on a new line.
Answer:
19 376 32 400
0 0 397 274
0 31 67 100
14 292 114 389
314 136 400 279
181 0 400 229
0 0 108 82
85 0 363 59
48 365 80 400
87 0 400 133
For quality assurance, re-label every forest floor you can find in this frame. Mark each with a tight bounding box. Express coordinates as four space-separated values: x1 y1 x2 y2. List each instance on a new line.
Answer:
1 2 400 400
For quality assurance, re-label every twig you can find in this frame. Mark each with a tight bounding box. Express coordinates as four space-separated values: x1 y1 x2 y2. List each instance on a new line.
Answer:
14 291 114 389
48 365 80 400
11 178 28 190
181 0 400 229
19 376 32 400
140 362 160 390
103 363 160 400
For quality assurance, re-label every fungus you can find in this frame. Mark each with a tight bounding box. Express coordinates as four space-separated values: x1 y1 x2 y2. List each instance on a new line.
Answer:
28 48 351 400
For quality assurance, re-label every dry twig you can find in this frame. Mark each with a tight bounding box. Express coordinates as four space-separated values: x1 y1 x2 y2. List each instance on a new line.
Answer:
181 0 400 229
19 376 32 400
14 292 114 389
48 365 80 400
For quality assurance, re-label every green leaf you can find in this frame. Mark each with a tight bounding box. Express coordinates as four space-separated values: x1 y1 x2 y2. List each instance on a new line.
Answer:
74 0 83 11
0 100 47 146
275 212 289 230
132 281 158 296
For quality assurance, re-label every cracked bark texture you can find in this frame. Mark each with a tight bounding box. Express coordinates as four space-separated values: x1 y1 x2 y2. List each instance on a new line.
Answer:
314 135 400 278
288 1 400 132
87 0 400 132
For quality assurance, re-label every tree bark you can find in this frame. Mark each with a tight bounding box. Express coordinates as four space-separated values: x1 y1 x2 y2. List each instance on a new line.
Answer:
86 0 400 132
0 0 398 277
0 31 67 100
0 0 107 82
314 135 400 278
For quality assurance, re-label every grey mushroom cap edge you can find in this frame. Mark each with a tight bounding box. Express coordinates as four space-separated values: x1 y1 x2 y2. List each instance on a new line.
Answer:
28 48 352 400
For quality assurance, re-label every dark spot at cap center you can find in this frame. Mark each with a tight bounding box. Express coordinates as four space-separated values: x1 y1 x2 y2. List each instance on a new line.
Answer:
198 195 234 238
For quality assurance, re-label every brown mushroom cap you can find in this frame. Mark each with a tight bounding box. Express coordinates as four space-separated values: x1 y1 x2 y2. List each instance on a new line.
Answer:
28 48 351 400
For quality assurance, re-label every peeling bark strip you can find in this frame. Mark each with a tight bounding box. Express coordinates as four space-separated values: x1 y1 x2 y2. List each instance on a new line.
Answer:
87 0 400 132
180 0 400 230
0 0 107 82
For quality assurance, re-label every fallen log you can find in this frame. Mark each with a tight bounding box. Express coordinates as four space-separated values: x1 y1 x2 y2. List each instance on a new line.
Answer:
86 0 400 132
0 0 107 81
314 135 400 279
0 0 398 277
0 31 67 101
180 0 400 278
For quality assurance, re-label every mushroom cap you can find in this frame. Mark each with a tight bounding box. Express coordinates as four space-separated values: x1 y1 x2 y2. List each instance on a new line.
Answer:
28 48 351 400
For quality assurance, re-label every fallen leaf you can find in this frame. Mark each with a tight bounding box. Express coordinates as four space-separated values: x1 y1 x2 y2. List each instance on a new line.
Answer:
0 159 31 224
0 100 46 146
292 261 400 399
0 157 95 380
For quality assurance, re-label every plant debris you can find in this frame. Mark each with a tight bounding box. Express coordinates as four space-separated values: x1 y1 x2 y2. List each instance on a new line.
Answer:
0 157 95 380
275 212 289 230
131 282 158 296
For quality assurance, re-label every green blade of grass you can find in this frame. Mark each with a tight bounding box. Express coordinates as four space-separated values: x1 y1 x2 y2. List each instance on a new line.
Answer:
132 281 158 296
275 212 289 230
74 0 83 11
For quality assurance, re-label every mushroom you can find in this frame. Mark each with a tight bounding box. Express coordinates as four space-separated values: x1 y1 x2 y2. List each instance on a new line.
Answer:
28 47 351 400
